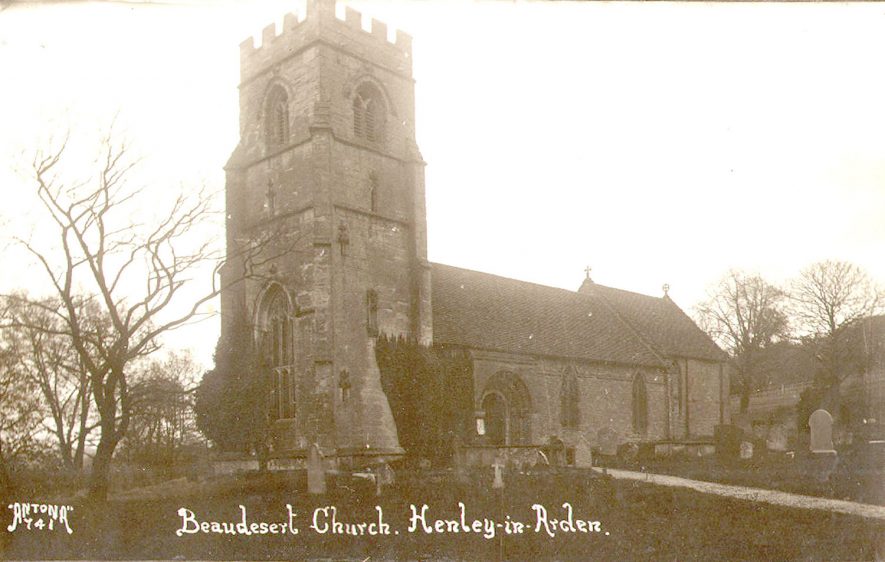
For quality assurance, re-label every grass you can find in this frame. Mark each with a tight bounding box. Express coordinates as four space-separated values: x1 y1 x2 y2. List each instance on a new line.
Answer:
2 467 883 561
599 447 885 506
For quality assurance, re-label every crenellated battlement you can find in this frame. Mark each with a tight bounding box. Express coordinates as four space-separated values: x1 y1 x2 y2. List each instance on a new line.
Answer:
240 0 412 82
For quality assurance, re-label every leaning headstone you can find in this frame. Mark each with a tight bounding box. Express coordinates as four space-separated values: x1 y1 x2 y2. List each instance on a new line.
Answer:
598 427 619 457
307 443 326 495
809 409 835 453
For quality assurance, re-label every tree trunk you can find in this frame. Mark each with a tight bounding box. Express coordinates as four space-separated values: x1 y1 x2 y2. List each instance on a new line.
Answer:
0 442 14 497
74 382 91 471
88 430 117 502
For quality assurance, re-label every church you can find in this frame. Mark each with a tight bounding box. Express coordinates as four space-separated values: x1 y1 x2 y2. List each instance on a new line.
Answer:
220 0 728 466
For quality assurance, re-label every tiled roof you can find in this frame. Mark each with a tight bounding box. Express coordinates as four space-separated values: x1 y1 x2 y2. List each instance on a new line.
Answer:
583 282 727 362
430 263 665 367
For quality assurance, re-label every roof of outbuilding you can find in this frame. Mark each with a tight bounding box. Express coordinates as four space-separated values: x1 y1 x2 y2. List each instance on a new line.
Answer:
430 263 725 366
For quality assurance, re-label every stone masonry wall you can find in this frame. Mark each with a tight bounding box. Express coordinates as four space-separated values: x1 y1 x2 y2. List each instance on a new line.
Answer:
222 0 424 460
683 357 726 438
470 350 669 452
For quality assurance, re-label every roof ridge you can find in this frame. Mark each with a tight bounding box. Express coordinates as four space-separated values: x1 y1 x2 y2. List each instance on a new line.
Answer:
430 261 586 297
590 283 666 301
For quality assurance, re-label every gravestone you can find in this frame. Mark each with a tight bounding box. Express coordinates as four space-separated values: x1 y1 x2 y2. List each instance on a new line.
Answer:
547 436 566 466
375 462 395 496
307 443 326 495
492 458 505 489
809 409 835 453
766 424 788 452
739 441 754 460
714 424 743 461
807 409 837 482
597 427 619 456
574 438 593 468
452 435 469 484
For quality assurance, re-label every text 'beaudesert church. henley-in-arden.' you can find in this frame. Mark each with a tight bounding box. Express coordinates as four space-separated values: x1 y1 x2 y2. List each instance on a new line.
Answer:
219 0 729 467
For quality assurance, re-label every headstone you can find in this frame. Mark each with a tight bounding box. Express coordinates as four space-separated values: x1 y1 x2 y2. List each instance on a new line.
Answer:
739 441 754 460
452 435 469 483
547 436 566 466
618 442 639 462
715 424 743 460
377 463 394 487
766 424 788 452
597 427 618 456
492 458 505 489
307 443 326 495
574 438 593 468
809 409 835 453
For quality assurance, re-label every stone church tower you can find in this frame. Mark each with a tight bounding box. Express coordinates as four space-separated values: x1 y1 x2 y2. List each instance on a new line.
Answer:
220 0 430 463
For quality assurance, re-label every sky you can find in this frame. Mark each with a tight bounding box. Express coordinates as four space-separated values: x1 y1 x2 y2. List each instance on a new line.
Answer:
1 0 884 369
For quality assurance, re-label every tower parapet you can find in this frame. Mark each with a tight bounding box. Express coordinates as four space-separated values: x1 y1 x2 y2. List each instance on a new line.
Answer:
239 0 412 84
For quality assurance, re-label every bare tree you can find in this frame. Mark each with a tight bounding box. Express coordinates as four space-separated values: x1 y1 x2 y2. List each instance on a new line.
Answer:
0 304 45 493
696 270 790 412
7 131 278 501
2 295 96 471
790 260 884 388
120 351 201 469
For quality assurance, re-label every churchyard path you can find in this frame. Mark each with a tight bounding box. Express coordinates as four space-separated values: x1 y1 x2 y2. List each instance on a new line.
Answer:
594 467 885 520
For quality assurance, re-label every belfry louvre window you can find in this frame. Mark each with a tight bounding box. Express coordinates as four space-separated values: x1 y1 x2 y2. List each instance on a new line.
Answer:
265 85 289 148
353 83 385 144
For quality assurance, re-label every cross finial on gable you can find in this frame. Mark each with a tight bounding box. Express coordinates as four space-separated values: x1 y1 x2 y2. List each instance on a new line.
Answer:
584 266 592 280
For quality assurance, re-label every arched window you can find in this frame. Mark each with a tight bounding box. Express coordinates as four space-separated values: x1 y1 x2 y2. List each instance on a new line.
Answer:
632 373 648 435
366 289 379 336
368 172 379 212
671 362 683 416
263 287 294 420
560 370 580 429
353 83 385 144
265 85 289 148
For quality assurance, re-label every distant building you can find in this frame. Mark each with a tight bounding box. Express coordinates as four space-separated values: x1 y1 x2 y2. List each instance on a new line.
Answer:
219 0 728 465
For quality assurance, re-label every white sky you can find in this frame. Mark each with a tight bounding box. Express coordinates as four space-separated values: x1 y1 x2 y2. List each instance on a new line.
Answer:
1 0 884 369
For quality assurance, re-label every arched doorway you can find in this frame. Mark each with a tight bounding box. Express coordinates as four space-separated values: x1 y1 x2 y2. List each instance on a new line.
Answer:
482 392 508 446
480 372 532 445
